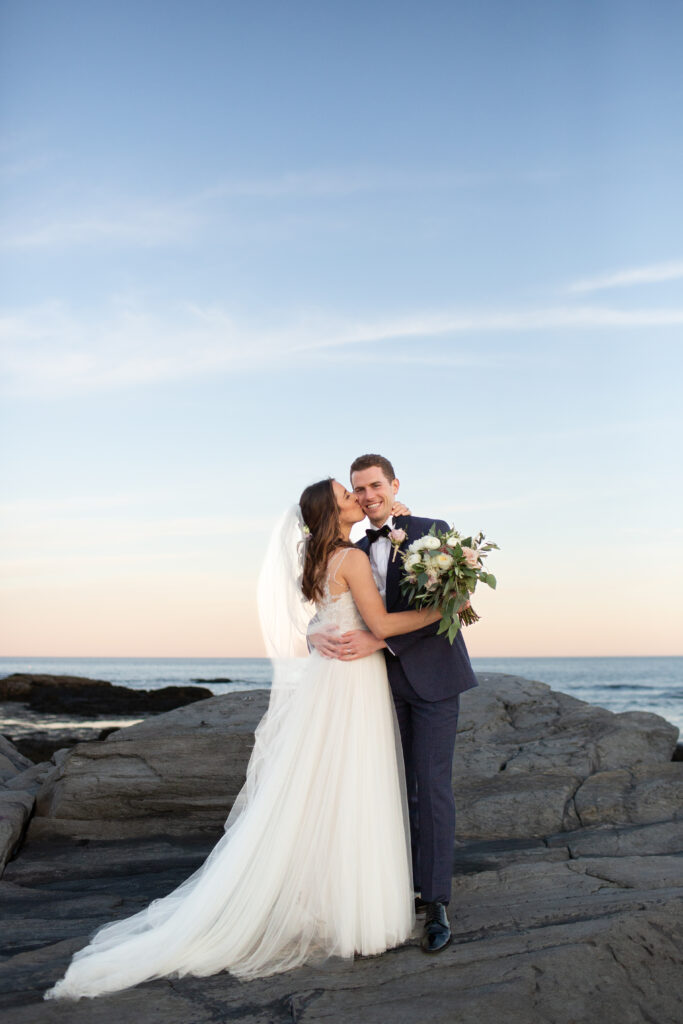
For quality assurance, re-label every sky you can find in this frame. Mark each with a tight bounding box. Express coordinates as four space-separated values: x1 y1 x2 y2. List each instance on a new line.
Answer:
1 0 681 658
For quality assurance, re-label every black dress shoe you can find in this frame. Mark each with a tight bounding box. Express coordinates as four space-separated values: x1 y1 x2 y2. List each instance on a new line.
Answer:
414 896 428 915
421 901 451 953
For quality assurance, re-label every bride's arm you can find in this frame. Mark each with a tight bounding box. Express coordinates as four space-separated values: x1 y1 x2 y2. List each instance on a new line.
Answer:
340 549 441 639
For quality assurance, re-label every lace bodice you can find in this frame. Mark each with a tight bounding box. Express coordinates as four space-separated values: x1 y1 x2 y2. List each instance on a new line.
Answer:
316 588 367 633
314 550 367 634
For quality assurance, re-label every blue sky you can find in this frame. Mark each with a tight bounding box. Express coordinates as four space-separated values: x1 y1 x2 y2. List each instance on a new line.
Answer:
1 0 681 656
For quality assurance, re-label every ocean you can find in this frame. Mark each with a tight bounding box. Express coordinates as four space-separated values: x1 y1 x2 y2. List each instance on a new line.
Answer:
1 655 681 734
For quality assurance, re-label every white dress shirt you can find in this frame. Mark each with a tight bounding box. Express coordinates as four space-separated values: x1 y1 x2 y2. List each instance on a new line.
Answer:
367 516 398 655
368 516 394 602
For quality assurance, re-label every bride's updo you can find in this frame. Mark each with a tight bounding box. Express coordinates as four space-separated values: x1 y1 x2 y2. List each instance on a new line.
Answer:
299 478 352 603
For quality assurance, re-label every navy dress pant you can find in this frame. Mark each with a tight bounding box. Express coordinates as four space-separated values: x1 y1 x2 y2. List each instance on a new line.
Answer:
387 656 460 905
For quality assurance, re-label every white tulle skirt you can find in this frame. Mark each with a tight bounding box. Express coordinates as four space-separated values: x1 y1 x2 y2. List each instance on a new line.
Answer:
45 651 414 999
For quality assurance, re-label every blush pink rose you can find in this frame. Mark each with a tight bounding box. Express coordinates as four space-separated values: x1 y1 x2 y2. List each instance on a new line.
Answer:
426 570 439 590
462 546 480 568
389 528 407 544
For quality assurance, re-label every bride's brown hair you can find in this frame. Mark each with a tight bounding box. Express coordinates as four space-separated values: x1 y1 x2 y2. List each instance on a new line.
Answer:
299 478 353 603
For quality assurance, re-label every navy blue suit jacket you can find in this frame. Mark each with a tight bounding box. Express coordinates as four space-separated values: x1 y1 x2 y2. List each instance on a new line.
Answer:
356 515 478 702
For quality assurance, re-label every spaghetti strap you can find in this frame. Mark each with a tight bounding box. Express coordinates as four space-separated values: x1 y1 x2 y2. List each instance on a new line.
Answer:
325 548 352 595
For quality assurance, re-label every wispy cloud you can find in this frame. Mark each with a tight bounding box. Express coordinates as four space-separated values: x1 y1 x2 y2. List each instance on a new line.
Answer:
568 261 683 293
294 305 683 352
1 203 199 249
0 166 489 250
320 349 502 369
3 299 683 396
0 163 571 251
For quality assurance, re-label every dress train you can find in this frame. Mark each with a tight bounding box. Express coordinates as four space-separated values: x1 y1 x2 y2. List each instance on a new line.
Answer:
45 591 413 998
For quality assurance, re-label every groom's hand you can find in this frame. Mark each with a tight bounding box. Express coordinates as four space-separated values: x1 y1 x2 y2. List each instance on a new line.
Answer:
309 625 345 659
338 630 387 661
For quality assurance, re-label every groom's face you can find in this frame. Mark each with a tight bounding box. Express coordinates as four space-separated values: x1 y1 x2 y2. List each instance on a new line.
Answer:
351 466 399 526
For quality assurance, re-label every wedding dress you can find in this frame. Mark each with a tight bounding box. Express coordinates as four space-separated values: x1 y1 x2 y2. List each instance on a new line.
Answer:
45 523 413 999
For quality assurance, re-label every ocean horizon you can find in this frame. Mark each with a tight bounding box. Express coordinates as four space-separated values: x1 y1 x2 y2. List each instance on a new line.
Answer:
1 655 681 734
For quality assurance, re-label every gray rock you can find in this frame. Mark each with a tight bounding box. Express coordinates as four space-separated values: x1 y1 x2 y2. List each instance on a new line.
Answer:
574 764 683 827
457 818 683 873
1 674 682 1023
1 698 147 764
454 768 582 839
0 737 48 871
29 676 682 845
568 854 683 890
0 839 681 1023
0 673 213 716
0 735 34 783
543 817 683 858
32 691 270 839
455 836 571 873
0 790 34 872
5 762 56 795
454 674 679 839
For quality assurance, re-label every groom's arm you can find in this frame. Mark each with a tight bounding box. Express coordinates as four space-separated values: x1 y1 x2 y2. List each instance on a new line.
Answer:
383 619 440 655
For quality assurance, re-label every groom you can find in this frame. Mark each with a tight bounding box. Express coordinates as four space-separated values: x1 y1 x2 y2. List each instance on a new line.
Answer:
312 454 478 953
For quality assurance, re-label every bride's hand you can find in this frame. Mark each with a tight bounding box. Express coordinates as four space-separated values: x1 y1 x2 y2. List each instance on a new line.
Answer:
391 500 411 517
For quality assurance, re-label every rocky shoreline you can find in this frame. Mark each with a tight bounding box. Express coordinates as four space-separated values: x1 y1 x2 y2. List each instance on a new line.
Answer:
0 673 213 763
0 672 681 1023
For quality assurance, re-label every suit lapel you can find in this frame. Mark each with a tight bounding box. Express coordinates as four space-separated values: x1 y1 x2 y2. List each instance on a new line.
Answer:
385 516 408 610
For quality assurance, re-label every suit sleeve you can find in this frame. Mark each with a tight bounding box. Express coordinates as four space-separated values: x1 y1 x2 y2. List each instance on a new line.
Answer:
388 518 450 657
386 618 441 655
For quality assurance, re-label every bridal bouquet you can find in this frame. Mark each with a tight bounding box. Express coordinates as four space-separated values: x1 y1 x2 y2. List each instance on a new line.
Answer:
397 526 499 644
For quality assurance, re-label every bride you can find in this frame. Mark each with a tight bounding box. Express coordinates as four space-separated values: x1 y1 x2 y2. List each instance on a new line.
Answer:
45 478 442 999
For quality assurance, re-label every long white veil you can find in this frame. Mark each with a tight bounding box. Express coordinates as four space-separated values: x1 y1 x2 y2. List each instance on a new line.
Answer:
224 505 316 827
257 504 314 662
44 505 322 998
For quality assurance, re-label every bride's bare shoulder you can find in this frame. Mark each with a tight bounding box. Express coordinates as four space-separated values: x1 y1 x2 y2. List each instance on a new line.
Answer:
339 548 370 573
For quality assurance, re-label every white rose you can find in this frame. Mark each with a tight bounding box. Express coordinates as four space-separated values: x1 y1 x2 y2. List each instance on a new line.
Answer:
446 535 460 548
405 553 421 570
435 552 453 570
461 546 480 568
423 536 441 550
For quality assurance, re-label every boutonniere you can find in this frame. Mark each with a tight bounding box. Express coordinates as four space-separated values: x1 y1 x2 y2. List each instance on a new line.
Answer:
388 528 407 562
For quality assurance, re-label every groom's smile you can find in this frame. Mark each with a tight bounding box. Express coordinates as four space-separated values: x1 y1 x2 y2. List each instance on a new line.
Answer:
351 466 400 526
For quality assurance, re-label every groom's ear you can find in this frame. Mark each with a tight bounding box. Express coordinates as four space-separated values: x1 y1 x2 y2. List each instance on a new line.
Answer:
391 478 399 496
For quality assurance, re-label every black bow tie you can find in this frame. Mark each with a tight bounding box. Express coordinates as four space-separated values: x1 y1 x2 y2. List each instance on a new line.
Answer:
366 524 391 544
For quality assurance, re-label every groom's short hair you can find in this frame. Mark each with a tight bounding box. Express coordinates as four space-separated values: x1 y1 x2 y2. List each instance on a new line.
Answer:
350 454 396 483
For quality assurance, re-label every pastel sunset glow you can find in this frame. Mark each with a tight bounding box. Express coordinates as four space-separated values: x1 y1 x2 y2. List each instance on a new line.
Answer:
1 1 681 658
